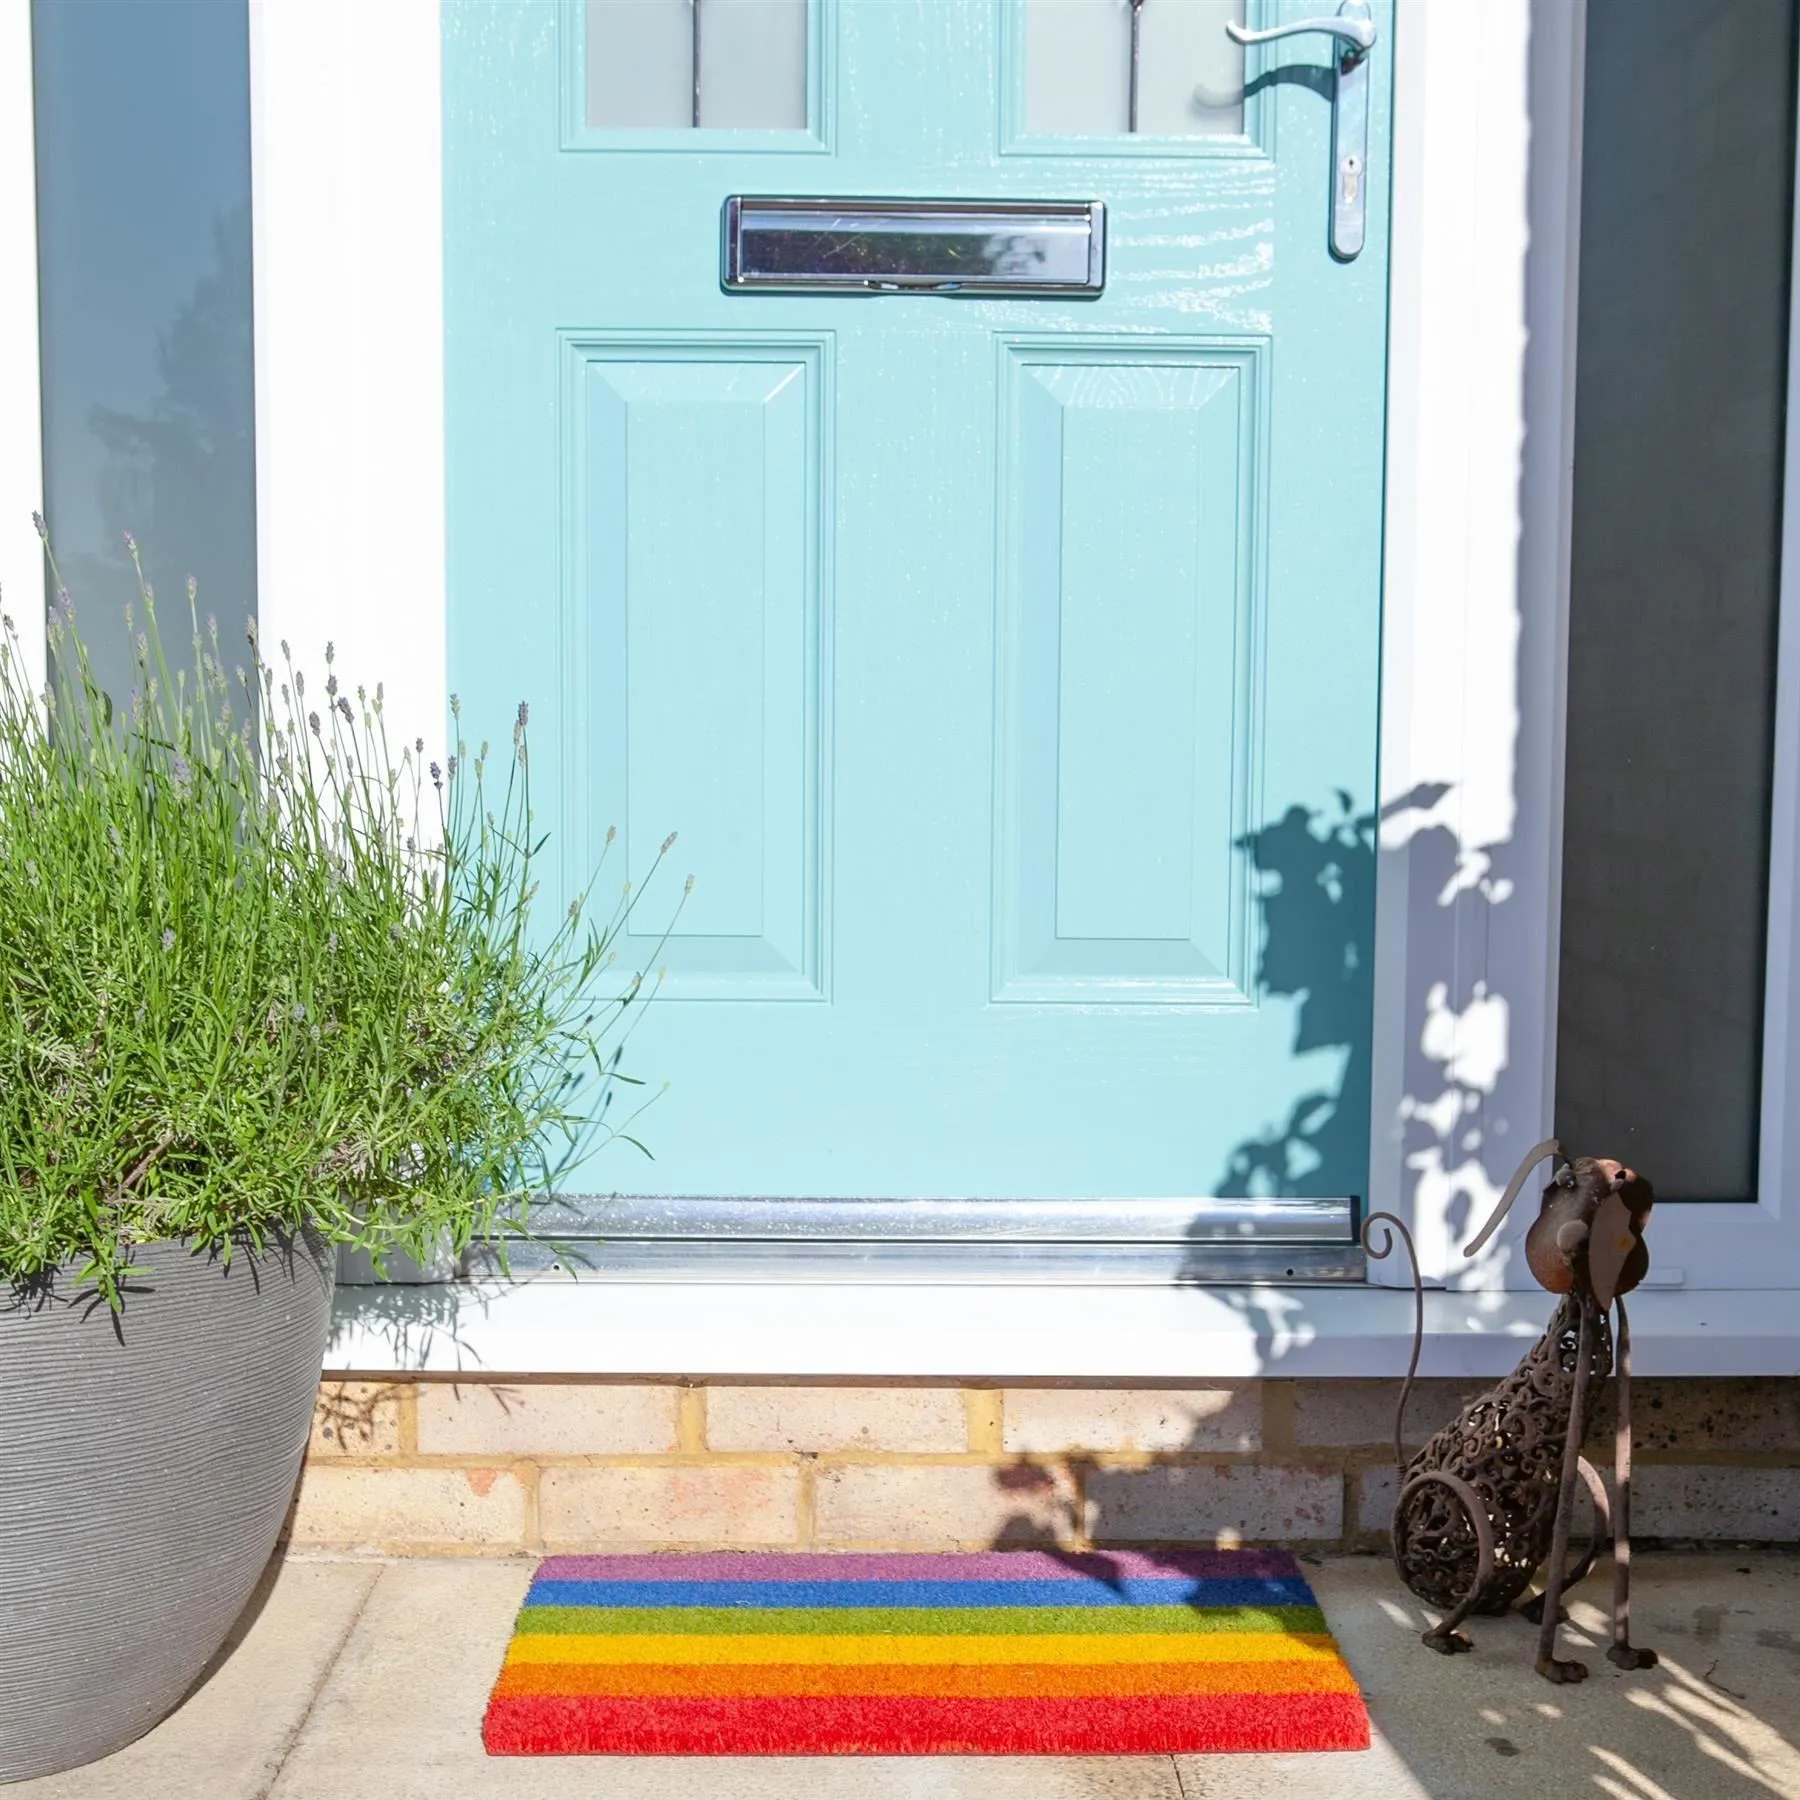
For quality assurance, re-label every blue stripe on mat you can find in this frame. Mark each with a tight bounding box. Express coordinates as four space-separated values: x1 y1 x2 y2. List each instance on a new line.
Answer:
520 1577 1317 1612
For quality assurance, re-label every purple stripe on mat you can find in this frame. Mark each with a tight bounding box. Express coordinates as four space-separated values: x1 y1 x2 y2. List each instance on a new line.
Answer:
534 1549 1302 1584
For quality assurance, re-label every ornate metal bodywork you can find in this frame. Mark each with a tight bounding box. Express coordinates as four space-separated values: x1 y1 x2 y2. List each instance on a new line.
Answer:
1394 1295 1612 1614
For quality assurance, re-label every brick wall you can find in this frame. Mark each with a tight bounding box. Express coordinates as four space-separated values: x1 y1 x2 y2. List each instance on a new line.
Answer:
294 1376 1800 1556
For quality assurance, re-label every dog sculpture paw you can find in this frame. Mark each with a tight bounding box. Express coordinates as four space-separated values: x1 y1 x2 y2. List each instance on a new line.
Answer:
1536 1655 1589 1685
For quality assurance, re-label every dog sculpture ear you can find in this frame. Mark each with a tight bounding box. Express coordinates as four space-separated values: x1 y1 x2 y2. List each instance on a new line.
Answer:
1464 1138 1568 1259
1587 1191 1634 1309
1586 1167 1652 1308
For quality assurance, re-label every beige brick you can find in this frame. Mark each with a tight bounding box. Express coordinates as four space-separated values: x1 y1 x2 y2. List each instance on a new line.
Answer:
1375 1463 1800 1545
289 1465 528 1550
1633 1466 1800 1541
814 1462 1079 1547
1291 1380 1486 1451
309 1381 404 1458
1003 1387 1259 1455
1356 1462 1399 1536
1586 1379 1800 1455
706 1385 966 1454
1086 1464 1342 1543
539 1464 800 1548
1373 1454 1620 1545
415 1381 678 1457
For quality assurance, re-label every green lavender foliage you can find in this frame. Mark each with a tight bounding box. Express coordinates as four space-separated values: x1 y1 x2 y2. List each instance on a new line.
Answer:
0 532 681 1304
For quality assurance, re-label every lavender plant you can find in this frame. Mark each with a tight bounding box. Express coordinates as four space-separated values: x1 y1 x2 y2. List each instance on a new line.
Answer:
0 526 681 1303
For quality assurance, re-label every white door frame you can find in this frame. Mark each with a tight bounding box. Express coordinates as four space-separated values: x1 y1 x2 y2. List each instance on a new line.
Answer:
244 0 1608 1291
1367 0 1589 1290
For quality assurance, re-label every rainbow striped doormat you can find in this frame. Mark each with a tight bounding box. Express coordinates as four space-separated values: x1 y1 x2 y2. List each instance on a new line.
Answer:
483 1550 1369 1755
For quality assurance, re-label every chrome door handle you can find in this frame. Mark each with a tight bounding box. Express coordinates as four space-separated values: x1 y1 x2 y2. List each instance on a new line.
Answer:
1225 7 1375 54
1227 1 1375 261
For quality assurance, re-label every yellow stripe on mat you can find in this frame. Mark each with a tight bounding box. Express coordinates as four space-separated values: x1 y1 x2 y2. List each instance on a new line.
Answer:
505 1631 1343 1668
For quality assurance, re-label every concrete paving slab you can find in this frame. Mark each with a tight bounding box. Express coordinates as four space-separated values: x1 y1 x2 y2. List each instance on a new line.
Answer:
5 1558 380 1800
19 1548 1800 1798
265 1557 1183 1800
1178 1553 1800 1800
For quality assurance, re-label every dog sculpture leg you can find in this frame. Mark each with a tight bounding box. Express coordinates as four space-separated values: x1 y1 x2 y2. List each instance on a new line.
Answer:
1535 1296 1597 1682
1606 1295 1658 1671
1520 1456 1610 1625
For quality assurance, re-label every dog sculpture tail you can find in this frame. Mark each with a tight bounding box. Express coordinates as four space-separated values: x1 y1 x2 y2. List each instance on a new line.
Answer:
1359 1210 1423 1470
1362 1138 1570 1469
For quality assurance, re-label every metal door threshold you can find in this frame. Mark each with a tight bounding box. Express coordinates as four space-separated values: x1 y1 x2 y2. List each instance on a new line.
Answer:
473 1195 1364 1284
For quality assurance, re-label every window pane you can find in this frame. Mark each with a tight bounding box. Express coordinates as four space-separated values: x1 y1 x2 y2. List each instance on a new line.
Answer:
586 0 808 131
1556 0 1798 1199
31 0 258 710
1026 0 1244 138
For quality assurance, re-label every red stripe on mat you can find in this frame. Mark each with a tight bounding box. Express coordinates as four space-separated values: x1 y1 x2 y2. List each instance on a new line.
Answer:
483 1691 1371 1755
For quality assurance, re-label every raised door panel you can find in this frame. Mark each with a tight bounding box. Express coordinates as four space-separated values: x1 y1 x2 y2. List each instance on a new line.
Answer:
992 339 1264 1004
561 337 831 1000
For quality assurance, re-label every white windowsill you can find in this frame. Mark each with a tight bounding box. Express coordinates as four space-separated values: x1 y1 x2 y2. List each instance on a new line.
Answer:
326 1278 1800 1380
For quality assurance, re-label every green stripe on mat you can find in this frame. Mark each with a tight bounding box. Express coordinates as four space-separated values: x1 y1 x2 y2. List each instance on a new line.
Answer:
511 1604 1331 1639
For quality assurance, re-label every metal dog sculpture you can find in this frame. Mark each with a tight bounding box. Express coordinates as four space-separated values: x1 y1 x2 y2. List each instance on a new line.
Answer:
1364 1140 1658 1683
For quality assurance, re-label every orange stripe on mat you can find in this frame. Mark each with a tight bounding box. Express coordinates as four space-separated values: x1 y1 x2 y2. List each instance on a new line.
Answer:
492 1657 1362 1700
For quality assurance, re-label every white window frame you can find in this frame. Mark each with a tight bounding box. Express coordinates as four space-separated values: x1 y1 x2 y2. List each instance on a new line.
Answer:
1371 0 1800 1298
5 0 1799 1372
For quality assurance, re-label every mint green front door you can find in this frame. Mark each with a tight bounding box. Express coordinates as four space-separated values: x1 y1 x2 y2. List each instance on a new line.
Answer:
443 0 1392 1205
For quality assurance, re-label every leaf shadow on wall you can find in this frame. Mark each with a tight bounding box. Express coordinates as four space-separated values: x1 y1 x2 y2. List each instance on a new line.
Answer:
1210 791 1387 1202
982 780 1530 1556
1203 780 1514 1232
1197 779 1524 1265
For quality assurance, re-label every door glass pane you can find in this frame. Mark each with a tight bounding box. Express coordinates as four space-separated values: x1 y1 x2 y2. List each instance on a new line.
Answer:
586 0 808 130
1025 0 1244 137
31 0 259 711
1556 0 1798 1200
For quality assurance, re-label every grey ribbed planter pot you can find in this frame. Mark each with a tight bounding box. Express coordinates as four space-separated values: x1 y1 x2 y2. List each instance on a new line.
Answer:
0 1232 333 1785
